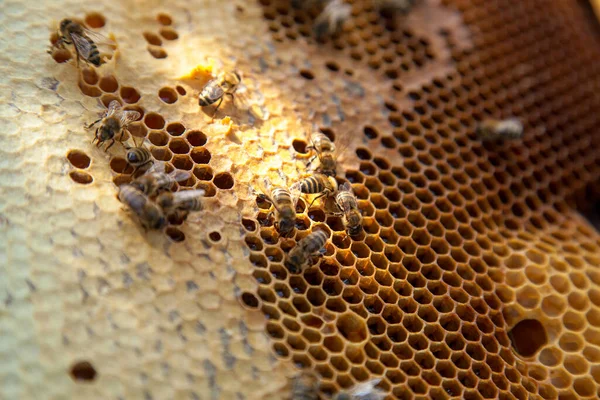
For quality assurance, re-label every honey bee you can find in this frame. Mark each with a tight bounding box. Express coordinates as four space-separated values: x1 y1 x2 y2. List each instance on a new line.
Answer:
258 178 298 237
307 131 337 176
335 182 362 235
156 189 205 215
313 0 352 39
198 70 241 118
291 371 319 400
54 19 114 67
118 184 167 230
125 142 154 174
333 379 385 400
87 101 140 151
374 0 416 14
476 118 523 141
130 162 191 196
290 173 338 208
285 229 329 273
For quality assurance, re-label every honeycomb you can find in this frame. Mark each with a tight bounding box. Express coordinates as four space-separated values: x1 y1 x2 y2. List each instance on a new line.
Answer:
2 0 600 399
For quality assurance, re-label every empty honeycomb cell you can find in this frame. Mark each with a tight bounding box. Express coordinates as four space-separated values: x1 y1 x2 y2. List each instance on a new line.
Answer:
240 292 259 309
185 130 207 146
148 46 167 58
70 360 97 382
150 147 172 162
273 342 289 358
172 155 194 172
143 32 163 46
169 138 190 154
78 80 101 97
81 68 98 85
214 172 234 189
69 171 93 185
159 87 178 104
148 131 168 146
156 12 172 25
120 86 141 103
144 113 165 129
190 147 212 164
98 75 118 93
160 28 179 40
66 150 91 169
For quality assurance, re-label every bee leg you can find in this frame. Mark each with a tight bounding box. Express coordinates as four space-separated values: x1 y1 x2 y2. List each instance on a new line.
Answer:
308 192 327 209
306 155 318 168
210 97 224 120
105 139 115 151
87 119 102 129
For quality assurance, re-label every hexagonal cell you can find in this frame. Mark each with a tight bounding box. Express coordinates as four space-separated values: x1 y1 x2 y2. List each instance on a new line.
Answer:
508 319 547 357
191 147 212 164
69 171 93 185
120 86 141 103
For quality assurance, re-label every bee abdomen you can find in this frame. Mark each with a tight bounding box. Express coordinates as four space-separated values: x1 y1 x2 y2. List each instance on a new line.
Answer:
304 229 328 253
198 93 214 106
87 38 101 66
272 188 293 206
298 176 323 194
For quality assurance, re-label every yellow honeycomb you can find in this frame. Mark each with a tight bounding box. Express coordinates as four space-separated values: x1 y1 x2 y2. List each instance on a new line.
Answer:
2 0 600 399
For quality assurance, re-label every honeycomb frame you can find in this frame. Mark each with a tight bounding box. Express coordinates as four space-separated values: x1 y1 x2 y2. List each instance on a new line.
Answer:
1 0 600 399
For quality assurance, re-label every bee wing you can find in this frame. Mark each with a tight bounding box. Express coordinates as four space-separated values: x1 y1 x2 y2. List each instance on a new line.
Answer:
202 81 225 103
332 128 354 163
258 177 273 195
348 379 384 398
146 161 166 174
169 170 191 183
80 27 116 46
105 100 123 117
171 189 206 207
339 181 353 193
120 110 141 126
70 32 94 59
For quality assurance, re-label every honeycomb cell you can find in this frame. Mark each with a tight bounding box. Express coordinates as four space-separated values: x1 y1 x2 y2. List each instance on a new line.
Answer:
69 171 93 185
84 12 105 28
148 46 167 59
159 87 178 104
120 86 141 103
160 28 179 40
214 172 234 189
157 13 172 25
66 150 91 169
143 32 162 46
509 319 547 358
191 147 212 164
99 75 118 93
70 361 97 382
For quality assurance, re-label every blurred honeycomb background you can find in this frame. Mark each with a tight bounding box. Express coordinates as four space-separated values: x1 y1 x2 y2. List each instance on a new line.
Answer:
2 0 600 399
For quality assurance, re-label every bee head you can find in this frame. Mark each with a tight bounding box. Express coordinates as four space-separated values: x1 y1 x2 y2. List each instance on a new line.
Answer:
60 19 72 33
285 251 304 274
346 213 363 236
148 209 167 230
278 218 295 236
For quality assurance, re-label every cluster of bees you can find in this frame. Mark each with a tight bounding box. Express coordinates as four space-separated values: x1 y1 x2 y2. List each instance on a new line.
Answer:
50 18 249 231
292 372 385 400
258 128 363 274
